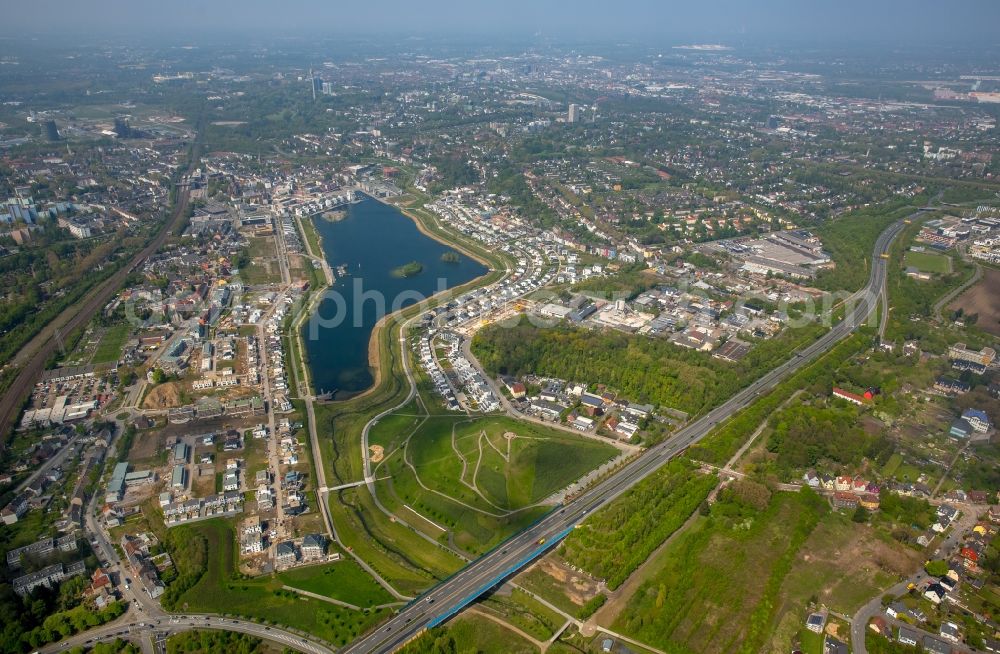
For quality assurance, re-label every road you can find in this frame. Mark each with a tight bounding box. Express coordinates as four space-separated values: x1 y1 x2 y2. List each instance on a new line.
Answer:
849 505 981 654
344 214 914 654
13 433 80 493
40 613 334 654
60 422 338 654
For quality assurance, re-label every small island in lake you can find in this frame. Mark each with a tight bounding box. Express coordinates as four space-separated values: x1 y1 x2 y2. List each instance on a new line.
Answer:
320 209 347 222
391 261 424 278
440 251 460 263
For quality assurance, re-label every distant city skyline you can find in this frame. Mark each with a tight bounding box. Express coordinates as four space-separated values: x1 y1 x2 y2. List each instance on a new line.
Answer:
4 0 1000 45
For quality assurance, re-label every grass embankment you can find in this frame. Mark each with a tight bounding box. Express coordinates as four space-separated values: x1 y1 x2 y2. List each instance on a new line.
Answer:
299 215 324 258
165 519 387 647
277 559 396 607
478 588 567 642
373 415 616 555
399 614 538 654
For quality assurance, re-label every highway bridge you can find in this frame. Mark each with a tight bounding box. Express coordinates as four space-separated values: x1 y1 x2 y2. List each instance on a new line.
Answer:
344 213 914 654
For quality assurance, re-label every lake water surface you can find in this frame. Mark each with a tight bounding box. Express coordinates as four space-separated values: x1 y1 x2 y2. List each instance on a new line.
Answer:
303 196 486 398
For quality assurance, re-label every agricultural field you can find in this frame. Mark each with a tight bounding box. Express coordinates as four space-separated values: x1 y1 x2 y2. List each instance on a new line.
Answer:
903 250 952 274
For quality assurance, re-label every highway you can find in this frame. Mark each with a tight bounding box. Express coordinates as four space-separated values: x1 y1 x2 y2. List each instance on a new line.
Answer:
344 214 914 654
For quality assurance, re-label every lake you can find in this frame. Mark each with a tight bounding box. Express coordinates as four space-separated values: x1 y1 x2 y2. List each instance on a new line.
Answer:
303 195 487 399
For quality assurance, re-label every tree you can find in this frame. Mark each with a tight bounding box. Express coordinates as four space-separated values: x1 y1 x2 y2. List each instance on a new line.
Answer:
925 559 949 577
852 504 869 523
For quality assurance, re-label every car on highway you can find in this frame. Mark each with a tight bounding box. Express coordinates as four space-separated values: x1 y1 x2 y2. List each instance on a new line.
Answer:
537 538 545 545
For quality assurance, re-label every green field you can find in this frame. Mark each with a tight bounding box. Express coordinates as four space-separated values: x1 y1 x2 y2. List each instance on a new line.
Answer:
904 250 952 274
92 323 131 364
301 216 324 257
168 519 388 646
241 260 282 285
560 459 717 589
373 414 617 554
611 490 826 654
400 614 538 654
880 452 904 478
277 560 396 607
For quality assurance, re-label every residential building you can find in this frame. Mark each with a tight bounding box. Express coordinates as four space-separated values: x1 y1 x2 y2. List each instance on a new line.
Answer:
922 636 951 654
948 343 996 367
924 583 947 604
832 387 868 406
1 492 30 525
897 627 919 646
301 533 326 560
805 612 825 633
940 621 961 643
170 464 187 490
950 419 973 438
13 561 86 596
222 472 239 492
275 541 297 566
962 408 992 432
833 492 859 509
106 461 129 503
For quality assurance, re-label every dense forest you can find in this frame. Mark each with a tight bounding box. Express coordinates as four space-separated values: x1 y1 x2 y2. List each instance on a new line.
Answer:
166 630 267 654
764 403 892 480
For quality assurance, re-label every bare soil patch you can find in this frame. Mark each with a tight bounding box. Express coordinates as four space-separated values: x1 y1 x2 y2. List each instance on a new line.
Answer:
948 267 1000 336
534 558 601 606
143 382 182 409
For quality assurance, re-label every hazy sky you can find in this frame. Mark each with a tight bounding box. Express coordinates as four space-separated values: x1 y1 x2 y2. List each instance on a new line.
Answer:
5 0 1000 44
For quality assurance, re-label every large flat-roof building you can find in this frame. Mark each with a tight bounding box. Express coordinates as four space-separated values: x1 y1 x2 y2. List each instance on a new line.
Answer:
106 462 129 503
171 464 187 491
949 343 996 367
